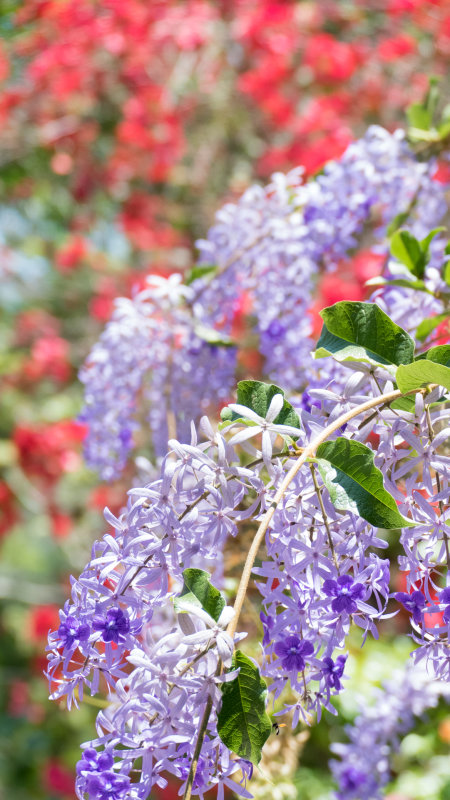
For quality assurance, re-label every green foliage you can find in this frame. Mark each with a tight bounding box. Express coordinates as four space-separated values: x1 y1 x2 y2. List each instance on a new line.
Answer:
406 77 450 144
315 438 414 529
186 264 218 285
396 361 450 394
221 380 301 430
217 651 272 764
315 302 414 368
416 344 450 367
390 227 444 279
174 569 225 622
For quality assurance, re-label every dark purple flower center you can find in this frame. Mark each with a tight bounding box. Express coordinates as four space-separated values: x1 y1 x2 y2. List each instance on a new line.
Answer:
340 766 367 793
394 590 426 624
323 654 347 689
86 770 130 800
274 635 314 672
58 617 90 649
323 575 365 614
93 607 130 644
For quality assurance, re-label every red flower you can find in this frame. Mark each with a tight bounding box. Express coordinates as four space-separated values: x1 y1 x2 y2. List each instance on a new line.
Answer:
55 235 88 271
50 510 73 539
28 604 60 642
0 481 19 536
24 335 71 384
377 34 416 62
43 759 75 797
13 420 86 484
303 34 360 83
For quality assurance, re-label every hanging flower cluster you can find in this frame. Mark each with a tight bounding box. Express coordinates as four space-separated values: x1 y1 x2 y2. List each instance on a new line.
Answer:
48 119 450 800
79 125 447 479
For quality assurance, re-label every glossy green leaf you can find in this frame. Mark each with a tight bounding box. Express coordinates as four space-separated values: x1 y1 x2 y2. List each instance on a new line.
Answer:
315 438 414 529
174 568 225 622
396 361 450 394
315 302 414 367
415 344 450 368
217 650 271 764
232 380 300 429
390 230 423 275
390 228 444 279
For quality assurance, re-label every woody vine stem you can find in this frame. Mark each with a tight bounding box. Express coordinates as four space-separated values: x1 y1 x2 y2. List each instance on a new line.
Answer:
182 383 433 800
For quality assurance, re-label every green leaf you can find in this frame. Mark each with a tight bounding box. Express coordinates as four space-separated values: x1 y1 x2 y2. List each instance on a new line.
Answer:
390 395 417 413
390 228 444 279
174 568 225 622
315 438 414 529
406 102 432 131
387 209 413 237
217 651 272 764
415 344 450 368
416 313 449 341
443 259 450 287
234 380 301 429
186 263 217 285
390 230 423 275
315 302 414 367
396 361 450 394
420 227 445 253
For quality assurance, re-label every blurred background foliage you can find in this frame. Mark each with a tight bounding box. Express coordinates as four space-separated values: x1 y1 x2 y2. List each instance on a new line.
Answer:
0 1 449 798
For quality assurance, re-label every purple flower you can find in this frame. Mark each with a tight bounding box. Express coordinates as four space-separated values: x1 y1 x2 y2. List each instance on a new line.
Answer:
77 748 114 775
394 590 426 624
338 766 368 796
266 319 285 340
322 655 347 690
439 587 450 623
57 616 90 650
85 771 131 800
274 635 314 672
93 608 131 644
323 575 365 614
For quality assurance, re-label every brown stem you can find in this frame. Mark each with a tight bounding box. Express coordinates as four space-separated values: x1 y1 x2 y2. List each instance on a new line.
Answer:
226 386 419 641
182 384 432 796
310 464 340 575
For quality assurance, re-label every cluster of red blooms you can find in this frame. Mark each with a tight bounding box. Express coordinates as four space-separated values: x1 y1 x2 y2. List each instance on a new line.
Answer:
1 1 449 243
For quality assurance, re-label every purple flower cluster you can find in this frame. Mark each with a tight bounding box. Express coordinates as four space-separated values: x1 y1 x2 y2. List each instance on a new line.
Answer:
79 127 447 479
48 123 450 799
79 274 237 479
253 430 391 724
49 363 450 795
330 662 450 799
372 391 450 680
47 418 272 797
195 125 446 390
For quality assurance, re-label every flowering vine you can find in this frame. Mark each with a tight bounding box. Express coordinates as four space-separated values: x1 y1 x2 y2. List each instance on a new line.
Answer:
47 113 450 800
